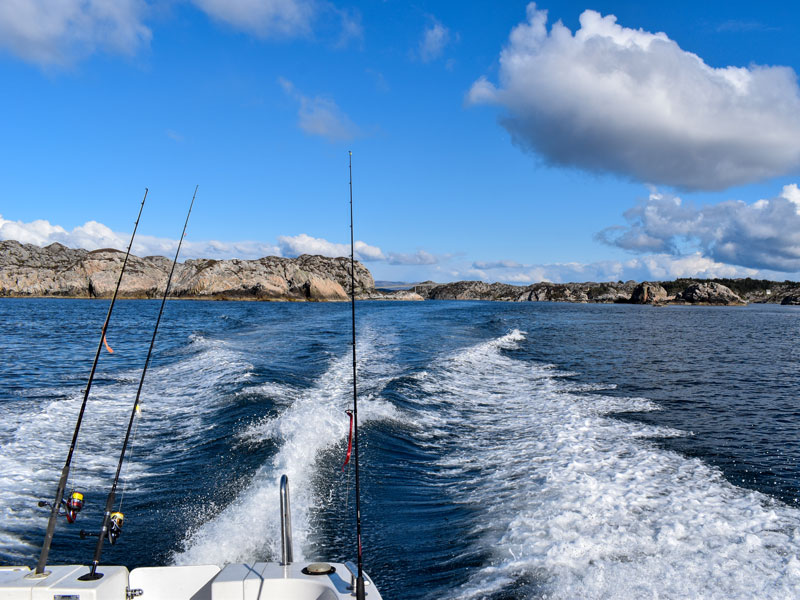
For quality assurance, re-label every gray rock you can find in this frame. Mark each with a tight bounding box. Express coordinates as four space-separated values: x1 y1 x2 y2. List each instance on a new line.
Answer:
362 289 424 301
588 285 631 303
678 282 745 305
0 240 374 302
427 281 522 301
630 282 668 304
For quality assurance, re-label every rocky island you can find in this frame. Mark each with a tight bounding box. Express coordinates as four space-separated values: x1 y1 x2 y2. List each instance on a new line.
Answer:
413 278 793 305
0 240 380 301
3 240 800 305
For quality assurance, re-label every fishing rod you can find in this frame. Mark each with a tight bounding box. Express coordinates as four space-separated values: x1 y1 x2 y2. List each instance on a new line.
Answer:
348 151 367 600
35 188 148 576
80 185 197 581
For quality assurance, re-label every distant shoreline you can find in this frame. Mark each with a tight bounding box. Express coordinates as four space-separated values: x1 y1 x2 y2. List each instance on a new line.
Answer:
3 240 800 305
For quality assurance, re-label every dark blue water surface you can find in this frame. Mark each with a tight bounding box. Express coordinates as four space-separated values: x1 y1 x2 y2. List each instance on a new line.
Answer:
2 298 800 599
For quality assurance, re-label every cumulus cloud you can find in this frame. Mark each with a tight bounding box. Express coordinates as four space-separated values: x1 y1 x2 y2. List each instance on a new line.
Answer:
0 0 151 65
598 184 800 272
419 20 451 62
0 215 445 269
0 214 280 260
468 3 800 191
277 233 384 261
192 0 315 38
0 1 358 66
280 78 359 142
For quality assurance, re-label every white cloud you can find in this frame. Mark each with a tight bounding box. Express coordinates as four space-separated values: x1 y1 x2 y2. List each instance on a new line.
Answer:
459 253 759 285
0 0 151 65
0 214 280 260
191 0 315 38
386 250 437 265
469 3 800 191
0 1 358 66
280 78 359 142
277 233 384 262
598 184 800 272
473 260 523 269
166 129 184 142
334 7 363 47
3 213 777 285
419 20 450 62
0 215 443 269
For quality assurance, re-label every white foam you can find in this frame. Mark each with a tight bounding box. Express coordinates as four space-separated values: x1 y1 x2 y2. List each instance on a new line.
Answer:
0 333 252 562
172 328 400 566
405 330 800 599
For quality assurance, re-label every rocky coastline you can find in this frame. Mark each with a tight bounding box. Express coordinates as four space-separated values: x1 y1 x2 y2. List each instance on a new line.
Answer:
417 278 799 305
0 240 385 301
3 240 800 305
414 278 800 305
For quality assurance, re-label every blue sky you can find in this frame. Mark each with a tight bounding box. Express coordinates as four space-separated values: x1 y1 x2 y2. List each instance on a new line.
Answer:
2 1 800 284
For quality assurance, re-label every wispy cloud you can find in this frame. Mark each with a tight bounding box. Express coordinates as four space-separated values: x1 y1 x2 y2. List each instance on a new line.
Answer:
366 68 389 93
279 78 359 142
716 20 776 33
473 260 523 270
462 253 758 284
386 250 437 265
166 129 184 142
191 0 315 38
0 0 151 65
469 4 800 191
334 6 363 47
419 19 451 62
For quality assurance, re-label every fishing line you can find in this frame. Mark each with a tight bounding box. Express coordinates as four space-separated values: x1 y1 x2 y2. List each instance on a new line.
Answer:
81 185 197 580
35 188 148 576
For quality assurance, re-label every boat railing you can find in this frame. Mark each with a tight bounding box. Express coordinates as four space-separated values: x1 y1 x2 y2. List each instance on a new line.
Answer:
280 474 293 565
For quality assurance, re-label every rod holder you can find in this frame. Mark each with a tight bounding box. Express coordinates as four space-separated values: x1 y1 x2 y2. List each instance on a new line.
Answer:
279 474 293 566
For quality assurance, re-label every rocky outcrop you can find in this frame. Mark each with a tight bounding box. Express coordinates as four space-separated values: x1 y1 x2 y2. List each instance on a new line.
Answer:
675 282 744 305
0 240 373 301
419 279 747 305
630 282 668 304
362 289 424 301
424 280 638 303
427 281 523 301
171 254 372 300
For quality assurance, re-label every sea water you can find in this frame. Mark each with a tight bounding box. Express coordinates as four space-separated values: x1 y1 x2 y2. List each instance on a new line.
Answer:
1 298 800 598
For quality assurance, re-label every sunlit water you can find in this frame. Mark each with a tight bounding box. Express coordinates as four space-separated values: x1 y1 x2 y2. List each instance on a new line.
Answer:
2 298 800 598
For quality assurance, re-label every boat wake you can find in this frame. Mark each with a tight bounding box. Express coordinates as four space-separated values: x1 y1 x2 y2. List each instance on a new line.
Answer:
0 331 251 564
403 329 800 599
172 326 399 566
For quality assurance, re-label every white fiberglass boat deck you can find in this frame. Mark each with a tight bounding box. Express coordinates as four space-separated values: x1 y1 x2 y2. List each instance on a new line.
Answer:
0 560 381 599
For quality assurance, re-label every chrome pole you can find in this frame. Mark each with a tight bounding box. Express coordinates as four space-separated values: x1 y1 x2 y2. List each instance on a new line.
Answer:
279 475 293 565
